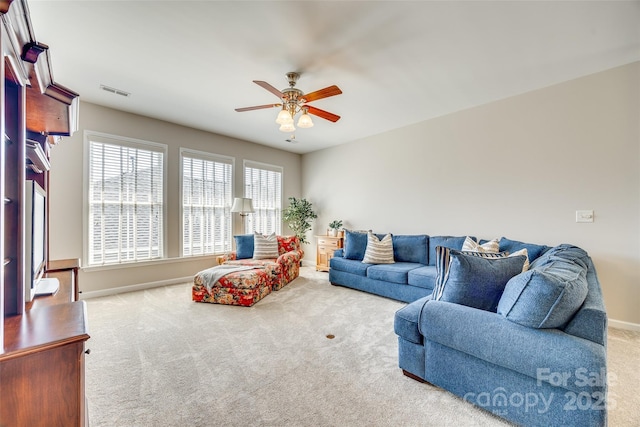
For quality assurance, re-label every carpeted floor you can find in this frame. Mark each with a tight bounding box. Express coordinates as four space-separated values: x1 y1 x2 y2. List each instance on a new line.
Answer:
84 267 639 427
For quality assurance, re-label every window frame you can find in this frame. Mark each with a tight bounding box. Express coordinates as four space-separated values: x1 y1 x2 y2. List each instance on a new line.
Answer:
82 130 168 267
243 160 283 235
179 148 235 257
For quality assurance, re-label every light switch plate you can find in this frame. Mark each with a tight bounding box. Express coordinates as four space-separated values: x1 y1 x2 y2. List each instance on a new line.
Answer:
576 210 594 223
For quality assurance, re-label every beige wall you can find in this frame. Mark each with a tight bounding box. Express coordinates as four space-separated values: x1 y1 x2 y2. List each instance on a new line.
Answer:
49 102 301 294
302 62 640 326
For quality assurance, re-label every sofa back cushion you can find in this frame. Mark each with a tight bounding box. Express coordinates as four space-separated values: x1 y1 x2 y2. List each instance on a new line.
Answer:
497 245 590 329
276 235 300 255
234 234 254 259
499 237 548 263
393 234 428 264
428 236 470 266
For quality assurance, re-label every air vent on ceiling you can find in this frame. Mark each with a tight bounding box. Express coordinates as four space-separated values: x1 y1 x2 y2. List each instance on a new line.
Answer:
100 84 130 97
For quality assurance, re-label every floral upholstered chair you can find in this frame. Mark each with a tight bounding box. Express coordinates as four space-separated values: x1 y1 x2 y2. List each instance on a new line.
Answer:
222 235 304 290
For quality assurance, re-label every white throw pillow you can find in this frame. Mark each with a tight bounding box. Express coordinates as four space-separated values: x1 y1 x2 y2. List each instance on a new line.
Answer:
462 236 499 253
362 232 394 264
253 232 278 259
510 248 530 272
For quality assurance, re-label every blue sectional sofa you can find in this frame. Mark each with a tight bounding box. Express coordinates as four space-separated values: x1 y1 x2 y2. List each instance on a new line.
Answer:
330 231 608 426
329 232 479 302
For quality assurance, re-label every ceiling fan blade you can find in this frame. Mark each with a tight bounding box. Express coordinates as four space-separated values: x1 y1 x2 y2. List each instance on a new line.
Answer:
253 80 284 99
303 85 342 103
305 105 341 122
235 103 281 112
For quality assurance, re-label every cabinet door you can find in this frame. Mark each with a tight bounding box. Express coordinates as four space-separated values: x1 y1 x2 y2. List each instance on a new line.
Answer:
0 340 87 427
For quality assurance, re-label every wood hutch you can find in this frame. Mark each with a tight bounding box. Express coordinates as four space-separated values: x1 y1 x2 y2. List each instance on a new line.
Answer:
0 1 85 426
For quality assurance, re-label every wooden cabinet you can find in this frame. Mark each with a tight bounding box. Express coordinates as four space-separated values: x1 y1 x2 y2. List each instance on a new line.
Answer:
316 235 343 271
1 1 83 426
1 268 89 427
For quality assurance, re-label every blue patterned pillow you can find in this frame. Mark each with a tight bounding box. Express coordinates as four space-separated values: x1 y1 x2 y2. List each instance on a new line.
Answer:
435 248 526 312
234 234 254 259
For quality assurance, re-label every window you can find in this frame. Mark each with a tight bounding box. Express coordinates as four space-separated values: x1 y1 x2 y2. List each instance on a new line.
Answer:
181 149 233 256
243 161 282 235
85 132 166 266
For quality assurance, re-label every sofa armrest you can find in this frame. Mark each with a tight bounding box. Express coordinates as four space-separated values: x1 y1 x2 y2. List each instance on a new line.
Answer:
333 248 344 257
277 250 302 267
420 300 607 395
222 252 237 262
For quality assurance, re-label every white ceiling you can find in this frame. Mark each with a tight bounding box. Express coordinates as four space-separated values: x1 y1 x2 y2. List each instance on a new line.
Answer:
28 1 640 154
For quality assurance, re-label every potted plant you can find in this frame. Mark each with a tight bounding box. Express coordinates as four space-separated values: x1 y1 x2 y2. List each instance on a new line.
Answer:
282 197 317 244
328 219 343 237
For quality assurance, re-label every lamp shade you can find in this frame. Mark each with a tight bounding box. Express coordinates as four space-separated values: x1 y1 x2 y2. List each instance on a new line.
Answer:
297 111 314 128
231 197 254 214
279 122 295 133
276 108 292 125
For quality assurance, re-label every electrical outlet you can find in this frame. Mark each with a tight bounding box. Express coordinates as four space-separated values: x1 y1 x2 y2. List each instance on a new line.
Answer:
576 210 594 223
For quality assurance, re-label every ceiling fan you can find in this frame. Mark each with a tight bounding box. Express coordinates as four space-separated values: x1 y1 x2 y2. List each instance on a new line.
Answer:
235 72 342 132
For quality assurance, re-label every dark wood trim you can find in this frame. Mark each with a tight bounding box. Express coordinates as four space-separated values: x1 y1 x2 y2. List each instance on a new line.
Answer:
402 369 429 384
0 0 15 15
20 40 47 63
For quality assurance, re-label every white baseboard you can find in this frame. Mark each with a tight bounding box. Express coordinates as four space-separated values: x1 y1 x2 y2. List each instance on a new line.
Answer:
608 318 640 332
80 276 193 299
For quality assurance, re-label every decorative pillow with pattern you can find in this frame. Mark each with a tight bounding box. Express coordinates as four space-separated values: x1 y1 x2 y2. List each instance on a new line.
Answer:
253 232 279 259
462 236 499 253
362 232 395 264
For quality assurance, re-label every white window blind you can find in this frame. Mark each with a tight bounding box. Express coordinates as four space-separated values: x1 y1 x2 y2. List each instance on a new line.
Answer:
181 150 233 256
87 135 166 266
244 161 282 235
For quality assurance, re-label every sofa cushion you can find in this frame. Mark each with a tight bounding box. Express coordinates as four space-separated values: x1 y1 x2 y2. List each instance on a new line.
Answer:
393 234 428 264
437 249 527 312
367 262 421 284
329 257 369 276
499 237 548 263
234 234 254 259
498 255 589 329
343 229 369 260
407 266 437 290
253 232 278 259
428 236 470 266
362 232 395 264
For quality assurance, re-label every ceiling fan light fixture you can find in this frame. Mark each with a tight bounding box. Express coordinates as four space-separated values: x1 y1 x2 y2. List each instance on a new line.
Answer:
279 122 295 133
297 110 314 128
275 108 291 124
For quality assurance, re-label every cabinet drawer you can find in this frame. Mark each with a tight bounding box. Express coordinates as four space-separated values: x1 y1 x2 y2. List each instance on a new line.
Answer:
317 238 339 248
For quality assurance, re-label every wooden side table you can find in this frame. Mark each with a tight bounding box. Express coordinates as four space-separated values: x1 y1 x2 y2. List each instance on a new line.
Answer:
315 235 343 272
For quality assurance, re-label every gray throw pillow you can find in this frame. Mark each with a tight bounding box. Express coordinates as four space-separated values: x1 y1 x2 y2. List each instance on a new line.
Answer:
436 249 527 312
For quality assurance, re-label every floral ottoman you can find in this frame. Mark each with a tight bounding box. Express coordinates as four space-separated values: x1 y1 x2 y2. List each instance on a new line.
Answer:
192 266 273 307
